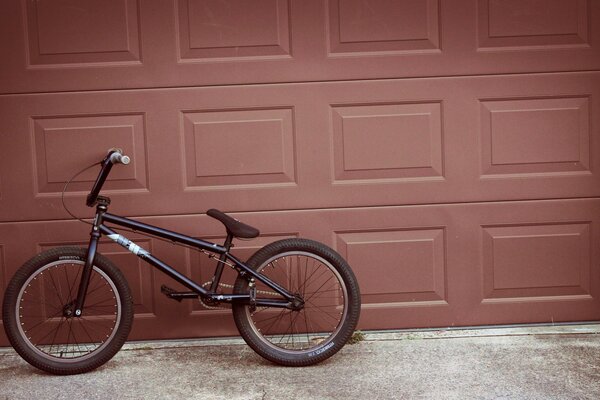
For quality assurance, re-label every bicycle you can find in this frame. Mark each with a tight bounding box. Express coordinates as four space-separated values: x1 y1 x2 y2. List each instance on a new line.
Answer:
2 149 361 375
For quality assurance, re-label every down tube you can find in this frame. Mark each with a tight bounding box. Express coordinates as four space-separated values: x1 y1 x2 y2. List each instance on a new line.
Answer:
98 225 209 296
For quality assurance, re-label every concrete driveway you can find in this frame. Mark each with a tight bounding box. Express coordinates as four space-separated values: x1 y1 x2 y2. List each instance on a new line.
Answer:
1 325 599 400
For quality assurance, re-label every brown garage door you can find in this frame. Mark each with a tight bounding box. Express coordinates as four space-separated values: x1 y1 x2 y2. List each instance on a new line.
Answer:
1 0 599 344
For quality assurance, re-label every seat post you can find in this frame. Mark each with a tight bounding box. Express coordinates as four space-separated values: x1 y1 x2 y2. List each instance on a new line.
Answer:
223 232 234 252
209 232 234 292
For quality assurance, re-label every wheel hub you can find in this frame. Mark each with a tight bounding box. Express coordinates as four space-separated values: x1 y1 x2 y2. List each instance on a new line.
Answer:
290 294 305 311
62 301 76 318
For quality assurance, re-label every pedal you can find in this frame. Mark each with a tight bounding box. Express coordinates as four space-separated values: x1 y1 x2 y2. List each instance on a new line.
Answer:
161 285 182 301
160 284 198 302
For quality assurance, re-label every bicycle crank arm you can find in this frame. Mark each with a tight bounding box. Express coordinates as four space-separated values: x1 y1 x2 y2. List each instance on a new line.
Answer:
160 285 198 302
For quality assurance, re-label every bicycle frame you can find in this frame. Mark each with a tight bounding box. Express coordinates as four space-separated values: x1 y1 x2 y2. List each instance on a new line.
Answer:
73 200 298 317
4 149 359 374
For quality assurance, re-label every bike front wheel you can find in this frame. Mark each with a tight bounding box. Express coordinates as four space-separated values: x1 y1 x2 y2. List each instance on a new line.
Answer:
232 239 361 366
2 247 133 375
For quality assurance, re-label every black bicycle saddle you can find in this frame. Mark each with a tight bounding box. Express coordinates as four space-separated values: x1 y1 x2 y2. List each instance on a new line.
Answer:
207 209 260 239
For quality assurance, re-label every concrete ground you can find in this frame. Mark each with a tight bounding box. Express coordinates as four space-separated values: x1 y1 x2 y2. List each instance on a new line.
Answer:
1 324 599 400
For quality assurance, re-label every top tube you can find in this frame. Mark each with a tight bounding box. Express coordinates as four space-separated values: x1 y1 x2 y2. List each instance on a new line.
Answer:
101 213 228 254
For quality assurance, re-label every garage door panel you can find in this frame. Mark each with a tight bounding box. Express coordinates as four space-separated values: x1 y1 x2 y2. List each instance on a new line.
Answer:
1 73 599 223
1 200 598 344
0 86 308 222
479 96 591 177
325 205 459 330
478 0 589 49
336 229 447 305
182 107 297 189
176 0 291 60
25 0 141 66
0 95 155 222
0 0 148 94
2 1 599 94
481 223 592 301
330 102 444 182
323 73 600 208
471 75 599 201
335 200 600 330
468 201 600 327
32 113 149 194
327 0 440 54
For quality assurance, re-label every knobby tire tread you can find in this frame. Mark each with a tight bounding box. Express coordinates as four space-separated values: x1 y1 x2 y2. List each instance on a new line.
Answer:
232 239 361 367
2 247 134 375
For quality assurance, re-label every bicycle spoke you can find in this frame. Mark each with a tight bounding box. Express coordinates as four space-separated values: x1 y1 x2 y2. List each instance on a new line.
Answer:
79 319 100 348
304 275 335 303
305 304 342 324
63 264 73 303
21 309 63 333
47 316 67 356
244 249 350 355
260 309 288 335
46 269 66 307
66 265 82 304
14 259 124 362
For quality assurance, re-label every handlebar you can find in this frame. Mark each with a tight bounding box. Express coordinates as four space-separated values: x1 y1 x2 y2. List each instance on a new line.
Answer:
86 149 131 207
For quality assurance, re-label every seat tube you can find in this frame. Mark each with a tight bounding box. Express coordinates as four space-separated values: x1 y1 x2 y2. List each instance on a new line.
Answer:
209 233 234 292
74 204 106 316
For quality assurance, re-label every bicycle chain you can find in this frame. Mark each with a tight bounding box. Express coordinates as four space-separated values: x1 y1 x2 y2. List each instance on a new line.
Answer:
198 281 278 310
197 249 278 310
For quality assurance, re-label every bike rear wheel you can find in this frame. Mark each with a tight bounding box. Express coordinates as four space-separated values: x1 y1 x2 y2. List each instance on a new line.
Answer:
232 239 361 366
2 247 133 375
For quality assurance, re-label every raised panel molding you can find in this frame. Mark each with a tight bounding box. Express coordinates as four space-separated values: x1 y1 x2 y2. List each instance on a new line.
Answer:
328 0 440 55
336 228 447 305
182 108 297 189
24 0 141 66
478 0 590 49
480 96 590 177
176 0 291 60
32 113 148 194
331 102 444 182
481 223 592 302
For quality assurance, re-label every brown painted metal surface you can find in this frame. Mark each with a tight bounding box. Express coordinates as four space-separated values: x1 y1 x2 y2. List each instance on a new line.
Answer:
0 0 599 344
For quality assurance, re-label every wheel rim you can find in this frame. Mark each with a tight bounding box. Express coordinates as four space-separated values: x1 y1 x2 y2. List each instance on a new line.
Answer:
244 251 349 355
15 260 122 363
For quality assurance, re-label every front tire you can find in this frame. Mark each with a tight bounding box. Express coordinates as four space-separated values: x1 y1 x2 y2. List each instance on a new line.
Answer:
232 239 361 366
2 247 133 375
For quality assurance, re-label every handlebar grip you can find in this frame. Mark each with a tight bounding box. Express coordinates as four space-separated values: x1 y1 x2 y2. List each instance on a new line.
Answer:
109 151 131 165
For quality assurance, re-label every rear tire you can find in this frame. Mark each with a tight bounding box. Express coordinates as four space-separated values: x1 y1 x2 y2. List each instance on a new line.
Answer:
2 247 133 375
232 239 361 366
